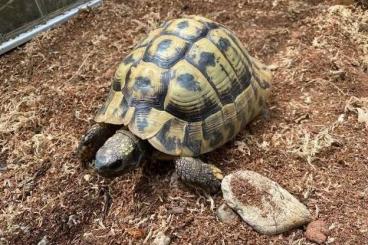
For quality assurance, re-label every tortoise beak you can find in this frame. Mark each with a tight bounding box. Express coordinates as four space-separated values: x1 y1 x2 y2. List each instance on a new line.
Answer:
93 151 137 178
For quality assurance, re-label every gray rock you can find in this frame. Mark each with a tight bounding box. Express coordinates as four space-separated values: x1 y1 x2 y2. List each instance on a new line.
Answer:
152 232 170 245
170 207 184 214
37 236 48 245
221 170 312 235
67 214 79 228
216 203 239 224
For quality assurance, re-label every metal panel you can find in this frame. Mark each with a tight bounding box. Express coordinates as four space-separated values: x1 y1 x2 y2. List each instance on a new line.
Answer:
37 0 88 14
0 0 102 55
0 0 42 36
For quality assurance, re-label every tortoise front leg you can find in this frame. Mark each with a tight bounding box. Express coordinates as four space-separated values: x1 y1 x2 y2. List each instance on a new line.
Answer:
77 123 120 167
175 157 224 193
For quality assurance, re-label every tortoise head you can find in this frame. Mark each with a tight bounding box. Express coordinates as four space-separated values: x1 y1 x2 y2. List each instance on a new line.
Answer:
93 130 146 177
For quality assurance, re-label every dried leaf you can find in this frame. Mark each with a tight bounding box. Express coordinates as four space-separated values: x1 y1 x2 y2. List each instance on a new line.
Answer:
127 228 145 239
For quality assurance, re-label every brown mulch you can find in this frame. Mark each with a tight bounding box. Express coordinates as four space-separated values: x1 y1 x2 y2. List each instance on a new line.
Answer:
231 175 264 209
1 0 368 244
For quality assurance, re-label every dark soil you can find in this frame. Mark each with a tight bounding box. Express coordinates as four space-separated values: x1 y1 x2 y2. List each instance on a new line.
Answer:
1 0 368 244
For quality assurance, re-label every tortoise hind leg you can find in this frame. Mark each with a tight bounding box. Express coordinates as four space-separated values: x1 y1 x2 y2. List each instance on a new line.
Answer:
77 123 120 167
175 157 223 194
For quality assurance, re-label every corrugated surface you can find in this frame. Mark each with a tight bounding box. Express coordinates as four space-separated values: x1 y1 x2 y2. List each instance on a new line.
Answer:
1 0 92 40
0 0 101 55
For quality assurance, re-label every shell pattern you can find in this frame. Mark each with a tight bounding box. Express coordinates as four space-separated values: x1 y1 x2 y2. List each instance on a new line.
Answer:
95 15 272 156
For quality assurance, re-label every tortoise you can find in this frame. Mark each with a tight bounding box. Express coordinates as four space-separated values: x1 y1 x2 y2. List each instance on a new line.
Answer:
77 15 271 193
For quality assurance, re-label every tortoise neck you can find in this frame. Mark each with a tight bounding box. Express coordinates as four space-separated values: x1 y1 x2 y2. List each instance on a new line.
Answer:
147 145 176 161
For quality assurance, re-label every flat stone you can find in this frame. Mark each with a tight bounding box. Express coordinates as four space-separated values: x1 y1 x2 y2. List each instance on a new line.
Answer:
152 232 170 245
216 203 239 224
221 170 312 235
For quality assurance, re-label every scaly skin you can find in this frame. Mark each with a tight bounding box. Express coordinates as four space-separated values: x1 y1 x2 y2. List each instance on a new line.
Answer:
78 127 223 193
76 123 119 168
175 157 224 193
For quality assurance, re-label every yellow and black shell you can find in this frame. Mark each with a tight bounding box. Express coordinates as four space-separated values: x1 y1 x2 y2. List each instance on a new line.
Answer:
95 15 272 157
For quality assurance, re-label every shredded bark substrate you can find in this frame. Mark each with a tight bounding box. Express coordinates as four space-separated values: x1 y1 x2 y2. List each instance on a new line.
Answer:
1 0 368 244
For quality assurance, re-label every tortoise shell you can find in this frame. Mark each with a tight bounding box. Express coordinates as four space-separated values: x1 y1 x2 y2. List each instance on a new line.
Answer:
95 15 272 156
